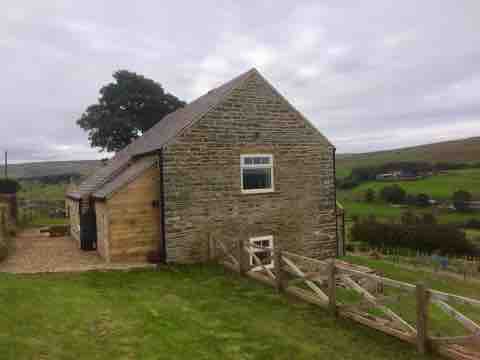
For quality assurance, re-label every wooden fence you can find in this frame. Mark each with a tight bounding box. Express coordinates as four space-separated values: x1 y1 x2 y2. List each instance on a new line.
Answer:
357 246 480 280
214 238 480 360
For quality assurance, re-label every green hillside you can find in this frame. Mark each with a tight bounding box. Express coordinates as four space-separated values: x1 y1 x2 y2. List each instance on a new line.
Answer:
346 168 480 200
336 136 480 178
0 160 100 179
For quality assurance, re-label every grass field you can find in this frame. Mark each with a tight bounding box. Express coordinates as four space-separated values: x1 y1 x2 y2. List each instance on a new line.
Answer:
342 169 480 200
18 181 68 202
336 168 480 224
0 265 435 360
337 197 480 224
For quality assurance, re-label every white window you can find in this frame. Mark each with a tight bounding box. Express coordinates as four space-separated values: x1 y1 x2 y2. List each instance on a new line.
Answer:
240 154 274 194
249 235 274 271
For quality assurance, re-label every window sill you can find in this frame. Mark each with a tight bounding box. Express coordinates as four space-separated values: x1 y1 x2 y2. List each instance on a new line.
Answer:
241 189 275 195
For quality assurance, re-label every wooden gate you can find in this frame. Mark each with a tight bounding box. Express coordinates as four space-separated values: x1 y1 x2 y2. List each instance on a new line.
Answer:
213 238 480 360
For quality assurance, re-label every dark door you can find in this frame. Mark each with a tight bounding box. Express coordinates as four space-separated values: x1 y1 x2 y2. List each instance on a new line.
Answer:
80 207 97 251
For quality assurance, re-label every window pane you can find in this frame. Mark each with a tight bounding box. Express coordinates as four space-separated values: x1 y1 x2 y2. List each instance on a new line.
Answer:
243 168 272 190
255 250 270 265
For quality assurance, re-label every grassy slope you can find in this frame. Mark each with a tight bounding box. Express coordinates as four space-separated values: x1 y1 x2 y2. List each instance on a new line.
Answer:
18 181 68 202
336 136 480 177
0 265 434 360
337 168 480 223
343 169 480 200
1 160 100 179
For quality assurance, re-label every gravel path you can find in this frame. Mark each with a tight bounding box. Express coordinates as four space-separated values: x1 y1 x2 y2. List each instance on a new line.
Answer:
0 228 154 274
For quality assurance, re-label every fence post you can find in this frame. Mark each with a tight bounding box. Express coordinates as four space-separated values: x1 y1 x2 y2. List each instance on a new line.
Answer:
274 247 284 293
328 259 337 317
237 239 245 275
416 283 430 354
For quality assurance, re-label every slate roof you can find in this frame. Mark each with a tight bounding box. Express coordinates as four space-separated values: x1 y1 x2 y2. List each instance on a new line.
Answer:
68 67 334 200
92 156 157 199
67 68 256 199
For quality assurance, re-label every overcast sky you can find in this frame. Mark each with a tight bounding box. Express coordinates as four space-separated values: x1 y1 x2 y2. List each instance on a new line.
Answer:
2 1 480 163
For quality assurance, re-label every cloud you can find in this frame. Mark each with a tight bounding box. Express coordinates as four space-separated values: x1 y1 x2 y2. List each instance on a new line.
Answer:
0 0 479 162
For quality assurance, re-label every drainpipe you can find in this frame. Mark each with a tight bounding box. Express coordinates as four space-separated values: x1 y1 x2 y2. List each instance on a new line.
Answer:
332 146 341 257
158 149 167 263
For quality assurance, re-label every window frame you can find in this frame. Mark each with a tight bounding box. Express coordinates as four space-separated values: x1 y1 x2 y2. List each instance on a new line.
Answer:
240 154 274 194
249 235 274 271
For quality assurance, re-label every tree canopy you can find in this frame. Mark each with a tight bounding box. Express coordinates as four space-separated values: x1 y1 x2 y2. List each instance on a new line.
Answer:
77 70 185 152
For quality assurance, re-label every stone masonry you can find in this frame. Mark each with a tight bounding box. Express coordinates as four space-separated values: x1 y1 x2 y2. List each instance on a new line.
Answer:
162 71 336 263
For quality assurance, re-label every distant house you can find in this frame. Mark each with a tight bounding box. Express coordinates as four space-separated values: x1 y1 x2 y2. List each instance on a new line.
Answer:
66 68 338 263
376 170 419 181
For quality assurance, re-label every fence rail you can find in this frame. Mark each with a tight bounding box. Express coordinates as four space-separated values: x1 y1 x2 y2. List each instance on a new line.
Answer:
213 238 480 360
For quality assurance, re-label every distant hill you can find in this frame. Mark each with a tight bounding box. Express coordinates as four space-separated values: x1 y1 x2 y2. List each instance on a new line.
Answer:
0 160 101 180
336 137 480 177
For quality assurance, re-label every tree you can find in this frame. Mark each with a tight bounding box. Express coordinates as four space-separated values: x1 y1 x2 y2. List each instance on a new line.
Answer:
453 190 472 212
380 184 406 204
77 70 185 152
416 193 430 207
365 188 375 202
0 179 20 194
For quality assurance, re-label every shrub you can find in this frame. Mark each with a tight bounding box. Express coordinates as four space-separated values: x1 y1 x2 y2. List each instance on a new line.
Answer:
453 190 472 212
350 216 476 255
465 219 480 229
0 179 20 194
365 188 375 202
416 193 430 207
380 184 406 204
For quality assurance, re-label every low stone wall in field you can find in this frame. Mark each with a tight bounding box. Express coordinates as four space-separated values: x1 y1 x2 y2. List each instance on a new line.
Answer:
0 204 11 262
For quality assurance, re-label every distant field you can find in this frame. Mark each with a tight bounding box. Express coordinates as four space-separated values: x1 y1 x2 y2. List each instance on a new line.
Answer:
336 136 480 177
342 168 480 200
1 160 99 179
18 182 68 202
337 197 480 224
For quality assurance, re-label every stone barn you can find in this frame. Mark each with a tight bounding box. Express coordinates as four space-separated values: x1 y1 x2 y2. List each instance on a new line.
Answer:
66 68 338 263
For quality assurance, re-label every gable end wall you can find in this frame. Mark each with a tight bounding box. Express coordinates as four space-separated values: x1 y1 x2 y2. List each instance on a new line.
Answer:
163 73 336 263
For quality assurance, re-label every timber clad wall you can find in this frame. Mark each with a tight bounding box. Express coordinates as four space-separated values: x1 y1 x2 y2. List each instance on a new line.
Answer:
95 202 109 261
66 198 80 242
163 72 336 263
103 164 161 262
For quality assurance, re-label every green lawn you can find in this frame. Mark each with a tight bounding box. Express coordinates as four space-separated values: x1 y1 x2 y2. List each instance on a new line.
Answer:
343 169 480 200
0 265 434 360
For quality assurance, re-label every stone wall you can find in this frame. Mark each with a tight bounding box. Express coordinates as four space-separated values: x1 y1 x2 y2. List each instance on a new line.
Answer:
0 204 10 261
163 71 337 263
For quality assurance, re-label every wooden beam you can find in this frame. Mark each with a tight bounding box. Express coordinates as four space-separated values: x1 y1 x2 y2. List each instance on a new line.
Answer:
337 267 416 293
342 275 417 334
285 286 328 308
339 310 416 344
430 335 478 346
282 255 329 303
433 299 480 334
430 289 480 308
217 239 239 266
416 283 430 354
244 246 276 280
246 270 276 288
274 249 284 293
327 260 337 317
